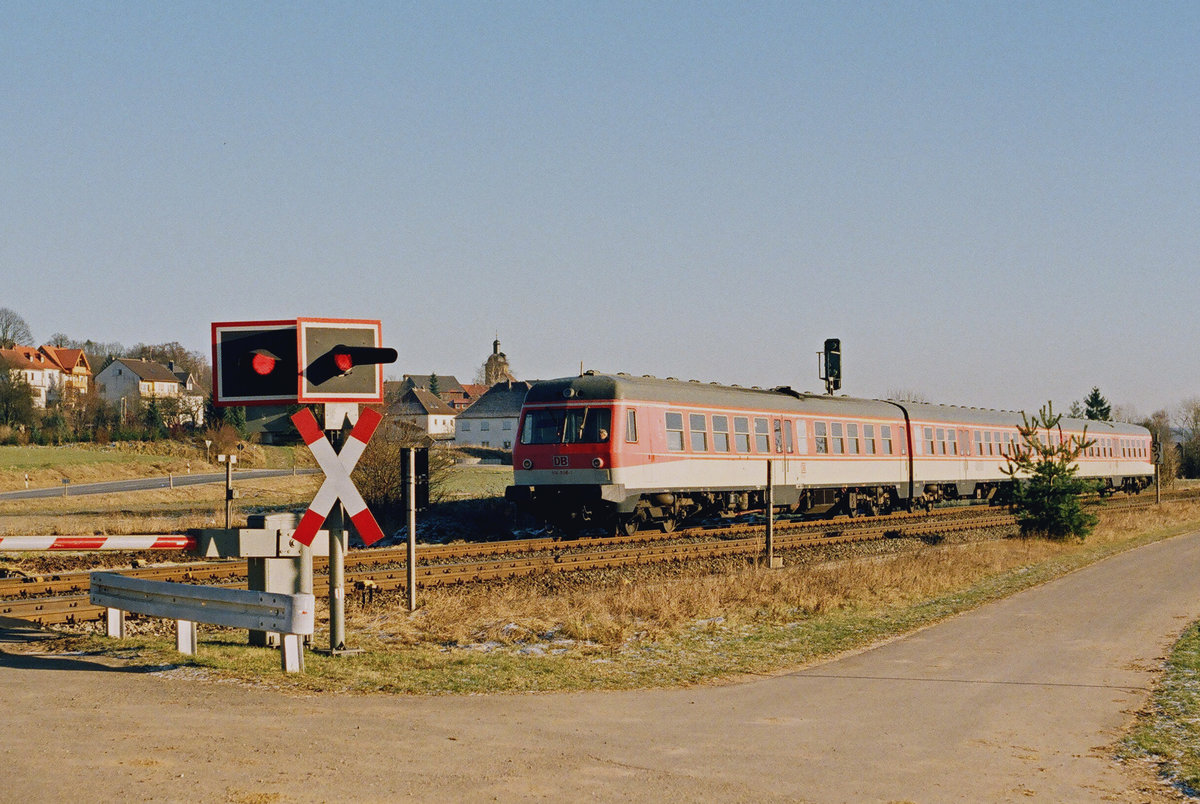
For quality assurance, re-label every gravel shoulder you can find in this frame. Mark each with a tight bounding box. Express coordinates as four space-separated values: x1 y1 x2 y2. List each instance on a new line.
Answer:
4 532 1200 802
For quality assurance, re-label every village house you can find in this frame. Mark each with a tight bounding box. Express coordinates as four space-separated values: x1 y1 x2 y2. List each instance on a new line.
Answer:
0 345 93 408
390 374 482 411
387 387 458 438
95 358 206 426
453 380 531 450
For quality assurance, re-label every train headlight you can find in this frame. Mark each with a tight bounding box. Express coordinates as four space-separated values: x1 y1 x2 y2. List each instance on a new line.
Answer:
592 458 604 469
522 459 533 470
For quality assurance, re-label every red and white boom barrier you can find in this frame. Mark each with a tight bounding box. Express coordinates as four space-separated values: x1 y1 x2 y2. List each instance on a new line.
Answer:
0 534 197 552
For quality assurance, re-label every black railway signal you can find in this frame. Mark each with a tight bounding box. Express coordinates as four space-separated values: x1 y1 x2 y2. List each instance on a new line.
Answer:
822 338 842 395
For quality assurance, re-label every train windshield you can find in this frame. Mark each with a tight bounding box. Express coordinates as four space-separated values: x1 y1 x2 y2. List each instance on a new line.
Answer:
521 407 612 444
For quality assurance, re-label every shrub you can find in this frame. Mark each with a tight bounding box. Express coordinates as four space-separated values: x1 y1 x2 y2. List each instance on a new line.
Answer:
1002 403 1099 540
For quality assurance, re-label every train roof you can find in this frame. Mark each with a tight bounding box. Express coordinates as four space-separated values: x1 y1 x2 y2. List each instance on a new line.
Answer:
524 372 1150 435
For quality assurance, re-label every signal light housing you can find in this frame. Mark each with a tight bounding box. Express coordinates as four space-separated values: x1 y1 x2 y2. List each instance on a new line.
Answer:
212 318 397 407
298 318 395 404
212 321 299 407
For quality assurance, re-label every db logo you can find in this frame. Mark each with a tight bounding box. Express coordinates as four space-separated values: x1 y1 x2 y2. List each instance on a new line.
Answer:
553 456 569 468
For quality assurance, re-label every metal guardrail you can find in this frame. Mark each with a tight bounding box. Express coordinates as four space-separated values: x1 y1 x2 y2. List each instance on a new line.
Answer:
89 572 314 673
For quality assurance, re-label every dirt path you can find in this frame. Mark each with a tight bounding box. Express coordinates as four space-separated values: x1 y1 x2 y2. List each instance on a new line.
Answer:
4 533 1199 803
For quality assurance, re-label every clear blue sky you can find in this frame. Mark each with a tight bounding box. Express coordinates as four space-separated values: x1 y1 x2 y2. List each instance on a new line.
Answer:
3 2 1197 417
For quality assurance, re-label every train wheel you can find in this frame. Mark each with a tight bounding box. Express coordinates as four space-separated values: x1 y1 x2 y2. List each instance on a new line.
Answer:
660 517 677 533
617 515 640 537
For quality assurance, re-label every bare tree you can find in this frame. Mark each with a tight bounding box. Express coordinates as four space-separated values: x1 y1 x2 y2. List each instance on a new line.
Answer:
1175 398 1200 478
886 388 929 404
1142 409 1177 487
0 308 33 348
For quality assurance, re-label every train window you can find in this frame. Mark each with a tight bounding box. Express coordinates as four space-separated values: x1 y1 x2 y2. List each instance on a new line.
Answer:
712 415 730 452
626 410 638 443
690 414 708 452
522 407 612 444
666 412 685 451
881 425 893 455
814 421 828 454
795 420 808 454
784 421 794 453
774 420 784 452
755 418 770 452
734 417 751 452
846 423 859 455
923 427 934 454
830 422 844 454
863 424 876 455
948 430 958 455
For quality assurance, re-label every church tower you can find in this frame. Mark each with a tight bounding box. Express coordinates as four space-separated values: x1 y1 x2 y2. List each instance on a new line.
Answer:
483 338 515 386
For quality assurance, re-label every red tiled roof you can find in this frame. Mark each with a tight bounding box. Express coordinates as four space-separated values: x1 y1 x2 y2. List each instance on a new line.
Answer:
0 346 60 372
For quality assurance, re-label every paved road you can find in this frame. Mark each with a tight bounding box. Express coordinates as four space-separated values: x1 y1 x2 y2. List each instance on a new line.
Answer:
0 468 316 501
3 532 1199 803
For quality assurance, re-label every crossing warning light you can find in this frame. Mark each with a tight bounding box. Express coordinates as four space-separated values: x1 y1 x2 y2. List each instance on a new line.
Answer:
298 318 396 404
212 318 397 407
212 321 300 407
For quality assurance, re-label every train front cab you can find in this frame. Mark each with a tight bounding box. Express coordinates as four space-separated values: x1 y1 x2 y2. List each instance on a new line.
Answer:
507 400 639 533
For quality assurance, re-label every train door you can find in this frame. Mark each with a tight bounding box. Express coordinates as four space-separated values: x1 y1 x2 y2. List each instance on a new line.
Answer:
959 428 970 481
773 418 787 484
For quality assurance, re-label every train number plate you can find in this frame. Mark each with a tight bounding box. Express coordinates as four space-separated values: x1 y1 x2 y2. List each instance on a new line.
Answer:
553 456 569 468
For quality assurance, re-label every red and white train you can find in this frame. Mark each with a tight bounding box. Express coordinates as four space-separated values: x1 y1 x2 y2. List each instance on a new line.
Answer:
505 372 1154 534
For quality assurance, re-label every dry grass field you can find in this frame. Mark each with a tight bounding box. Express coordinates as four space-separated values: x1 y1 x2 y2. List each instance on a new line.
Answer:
30 495 1200 697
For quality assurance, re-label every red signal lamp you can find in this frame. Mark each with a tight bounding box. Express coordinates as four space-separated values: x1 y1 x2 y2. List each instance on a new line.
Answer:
250 349 279 376
334 351 354 374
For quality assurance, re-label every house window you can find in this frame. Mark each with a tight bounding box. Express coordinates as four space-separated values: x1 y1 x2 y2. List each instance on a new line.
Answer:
712 415 730 452
503 420 512 430
481 421 490 431
666 412 685 451
689 414 708 452
734 417 751 452
461 421 471 431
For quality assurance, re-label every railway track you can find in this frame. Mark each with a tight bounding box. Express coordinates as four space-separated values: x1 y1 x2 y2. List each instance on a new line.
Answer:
0 494 1169 627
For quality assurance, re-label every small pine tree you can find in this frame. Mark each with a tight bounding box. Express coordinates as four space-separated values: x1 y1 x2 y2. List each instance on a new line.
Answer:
1083 387 1111 421
1002 403 1098 540
428 373 440 397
